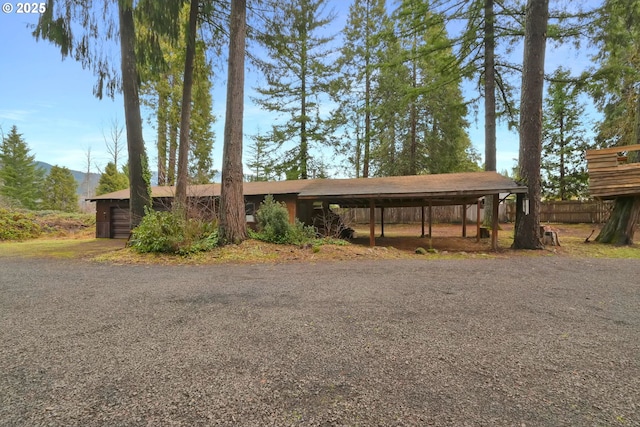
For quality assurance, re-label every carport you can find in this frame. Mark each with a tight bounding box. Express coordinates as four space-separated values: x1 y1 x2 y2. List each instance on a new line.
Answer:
296 171 528 250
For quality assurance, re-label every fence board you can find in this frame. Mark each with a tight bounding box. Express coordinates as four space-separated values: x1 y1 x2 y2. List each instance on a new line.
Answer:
345 200 611 224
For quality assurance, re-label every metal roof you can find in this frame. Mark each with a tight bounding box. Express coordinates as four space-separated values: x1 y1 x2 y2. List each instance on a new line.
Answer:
88 171 527 207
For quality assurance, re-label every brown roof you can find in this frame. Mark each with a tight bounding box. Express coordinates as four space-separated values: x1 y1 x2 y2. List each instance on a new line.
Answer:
89 171 527 207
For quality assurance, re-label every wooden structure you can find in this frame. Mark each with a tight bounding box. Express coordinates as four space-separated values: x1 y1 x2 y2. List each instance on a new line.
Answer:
89 171 527 249
586 144 640 198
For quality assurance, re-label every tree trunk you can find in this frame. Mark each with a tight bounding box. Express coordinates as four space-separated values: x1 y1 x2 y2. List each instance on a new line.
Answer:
168 119 178 185
363 9 371 179
300 75 308 179
484 0 496 173
157 91 168 185
175 0 199 209
409 34 418 175
596 84 640 245
219 0 247 244
512 0 548 250
118 1 150 229
483 0 496 228
596 196 640 245
559 116 566 200
299 20 308 180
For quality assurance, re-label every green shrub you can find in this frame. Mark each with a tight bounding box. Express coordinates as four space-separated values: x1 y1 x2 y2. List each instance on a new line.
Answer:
129 208 219 255
286 219 317 245
255 195 291 243
253 195 316 245
0 208 42 240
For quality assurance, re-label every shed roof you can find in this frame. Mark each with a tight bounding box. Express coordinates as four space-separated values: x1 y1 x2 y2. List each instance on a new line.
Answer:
89 171 527 207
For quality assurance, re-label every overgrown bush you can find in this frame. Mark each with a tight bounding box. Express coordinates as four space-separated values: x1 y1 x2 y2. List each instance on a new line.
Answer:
33 210 95 235
129 208 219 255
253 195 315 245
0 208 42 240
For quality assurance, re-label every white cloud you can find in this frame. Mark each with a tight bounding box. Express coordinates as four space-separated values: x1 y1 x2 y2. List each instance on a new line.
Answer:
0 109 35 122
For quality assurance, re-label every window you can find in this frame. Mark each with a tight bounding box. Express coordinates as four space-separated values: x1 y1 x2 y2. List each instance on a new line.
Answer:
245 201 255 223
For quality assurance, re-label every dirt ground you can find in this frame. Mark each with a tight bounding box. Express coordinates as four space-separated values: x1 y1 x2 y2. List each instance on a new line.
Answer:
350 222 600 253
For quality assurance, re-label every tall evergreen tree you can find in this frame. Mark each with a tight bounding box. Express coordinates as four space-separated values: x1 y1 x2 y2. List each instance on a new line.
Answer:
512 0 549 250
138 5 217 187
369 24 408 176
253 0 337 180
590 0 640 245
337 0 389 178
0 126 44 209
188 41 216 184
370 0 477 177
119 0 152 226
175 0 200 208
41 165 79 212
35 0 152 227
219 0 248 244
541 67 592 200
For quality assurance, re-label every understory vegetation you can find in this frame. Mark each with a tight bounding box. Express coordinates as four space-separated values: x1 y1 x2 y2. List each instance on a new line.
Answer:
128 196 344 255
0 208 94 241
129 208 219 255
250 195 317 245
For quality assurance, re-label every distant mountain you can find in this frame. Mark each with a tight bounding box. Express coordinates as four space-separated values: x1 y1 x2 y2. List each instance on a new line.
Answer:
36 161 101 198
35 161 220 199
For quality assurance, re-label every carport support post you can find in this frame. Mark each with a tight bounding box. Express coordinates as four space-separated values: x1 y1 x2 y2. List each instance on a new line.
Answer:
380 207 385 237
369 199 376 247
429 200 433 241
421 205 425 237
491 193 499 250
462 203 467 237
476 199 481 242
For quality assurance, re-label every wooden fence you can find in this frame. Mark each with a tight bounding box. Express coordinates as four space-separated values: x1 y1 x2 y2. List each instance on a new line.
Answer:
507 200 612 223
345 204 498 224
345 200 612 224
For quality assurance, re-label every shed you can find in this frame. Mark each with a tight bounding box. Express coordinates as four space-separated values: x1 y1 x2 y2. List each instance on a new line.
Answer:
89 171 527 249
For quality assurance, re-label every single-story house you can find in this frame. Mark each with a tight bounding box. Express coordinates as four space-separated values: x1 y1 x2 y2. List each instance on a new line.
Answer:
89 171 528 248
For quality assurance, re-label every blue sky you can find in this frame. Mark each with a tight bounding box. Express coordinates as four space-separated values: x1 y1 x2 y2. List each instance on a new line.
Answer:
0 1 599 178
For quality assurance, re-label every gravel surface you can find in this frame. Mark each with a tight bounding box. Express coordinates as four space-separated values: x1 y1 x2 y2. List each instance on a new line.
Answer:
1 256 639 426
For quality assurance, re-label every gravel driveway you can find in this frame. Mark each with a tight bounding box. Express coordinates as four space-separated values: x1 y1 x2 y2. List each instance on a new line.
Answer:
1 256 638 426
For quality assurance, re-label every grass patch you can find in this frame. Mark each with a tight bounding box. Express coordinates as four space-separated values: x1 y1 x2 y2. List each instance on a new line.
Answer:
1 221 638 264
557 236 640 258
0 238 125 260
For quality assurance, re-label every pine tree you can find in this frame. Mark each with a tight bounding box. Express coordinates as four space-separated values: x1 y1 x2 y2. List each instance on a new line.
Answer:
35 0 152 226
188 41 216 184
369 24 408 176
590 0 640 245
41 165 79 212
0 125 44 209
96 162 129 196
368 0 477 177
139 9 216 187
175 0 200 207
512 0 549 250
337 0 389 177
541 67 592 200
219 0 248 244
253 0 337 180
245 135 277 181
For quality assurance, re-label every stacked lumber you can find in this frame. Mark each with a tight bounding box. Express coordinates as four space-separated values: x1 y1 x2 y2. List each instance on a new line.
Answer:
586 144 640 198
